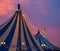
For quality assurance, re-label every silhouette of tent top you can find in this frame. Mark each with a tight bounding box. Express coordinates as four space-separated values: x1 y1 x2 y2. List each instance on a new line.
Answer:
0 4 60 51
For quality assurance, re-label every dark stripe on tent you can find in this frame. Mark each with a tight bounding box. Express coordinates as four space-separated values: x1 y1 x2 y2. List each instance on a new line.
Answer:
16 32 21 51
16 14 21 51
22 19 32 51
0 15 18 51
0 13 16 37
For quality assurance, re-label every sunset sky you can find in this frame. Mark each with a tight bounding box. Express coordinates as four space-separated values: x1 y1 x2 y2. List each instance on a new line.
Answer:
0 0 60 47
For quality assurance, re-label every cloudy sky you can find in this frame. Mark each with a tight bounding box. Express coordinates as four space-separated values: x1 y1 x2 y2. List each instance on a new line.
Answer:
0 0 60 47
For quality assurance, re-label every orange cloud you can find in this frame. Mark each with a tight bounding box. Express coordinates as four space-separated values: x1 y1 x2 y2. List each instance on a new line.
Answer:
0 0 14 16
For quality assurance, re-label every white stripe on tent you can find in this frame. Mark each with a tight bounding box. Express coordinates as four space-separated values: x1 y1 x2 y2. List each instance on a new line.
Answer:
21 16 27 50
9 15 19 51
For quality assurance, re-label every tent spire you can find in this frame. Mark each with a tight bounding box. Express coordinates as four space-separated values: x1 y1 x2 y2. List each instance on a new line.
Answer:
18 4 21 10
16 4 22 14
38 30 40 34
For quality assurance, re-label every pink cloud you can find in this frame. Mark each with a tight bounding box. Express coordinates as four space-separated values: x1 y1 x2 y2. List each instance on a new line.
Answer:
0 0 15 16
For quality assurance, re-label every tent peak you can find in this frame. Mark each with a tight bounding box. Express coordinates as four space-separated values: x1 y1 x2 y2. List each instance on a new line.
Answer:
18 4 21 10
37 30 40 34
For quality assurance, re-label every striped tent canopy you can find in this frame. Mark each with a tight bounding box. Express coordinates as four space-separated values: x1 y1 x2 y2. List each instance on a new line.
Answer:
0 4 60 51
0 4 43 51
34 30 60 51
